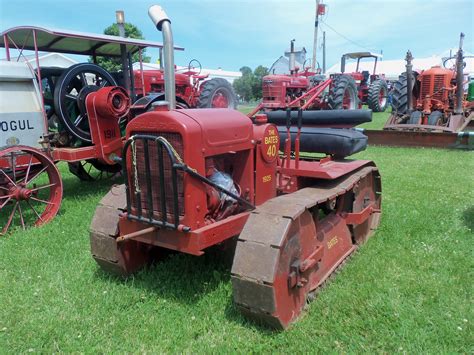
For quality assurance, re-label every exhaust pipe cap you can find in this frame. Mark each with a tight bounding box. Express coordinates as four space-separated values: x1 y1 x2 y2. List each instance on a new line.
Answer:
149 5 170 31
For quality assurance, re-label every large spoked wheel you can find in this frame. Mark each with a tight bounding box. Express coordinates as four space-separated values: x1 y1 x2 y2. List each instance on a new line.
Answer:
54 63 117 143
367 79 388 112
0 146 63 235
197 78 237 109
68 159 122 181
328 74 359 110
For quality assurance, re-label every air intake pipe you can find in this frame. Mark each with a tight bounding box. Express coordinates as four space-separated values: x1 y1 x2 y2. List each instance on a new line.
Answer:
454 32 465 114
289 39 296 75
405 50 413 113
148 5 176 109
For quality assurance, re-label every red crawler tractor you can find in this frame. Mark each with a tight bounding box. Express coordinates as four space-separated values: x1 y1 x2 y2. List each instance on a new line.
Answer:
385 33 473 133
90 5 382 329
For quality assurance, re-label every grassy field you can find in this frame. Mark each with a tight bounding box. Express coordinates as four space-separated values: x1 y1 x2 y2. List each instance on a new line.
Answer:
0 111 473 352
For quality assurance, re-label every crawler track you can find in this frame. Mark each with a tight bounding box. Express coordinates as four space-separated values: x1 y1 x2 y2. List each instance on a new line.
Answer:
231 166 381 329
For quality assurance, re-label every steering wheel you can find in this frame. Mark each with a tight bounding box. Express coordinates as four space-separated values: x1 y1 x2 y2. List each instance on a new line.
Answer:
187 59 202 75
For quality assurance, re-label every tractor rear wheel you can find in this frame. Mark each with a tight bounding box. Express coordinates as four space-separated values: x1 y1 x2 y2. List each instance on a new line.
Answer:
197 78 237 109
328 75 359 110
367 79 388 112
391 72 418 114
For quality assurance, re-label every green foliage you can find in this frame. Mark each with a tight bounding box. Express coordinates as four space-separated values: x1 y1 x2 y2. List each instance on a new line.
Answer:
233 65 269 102
92 23 151 72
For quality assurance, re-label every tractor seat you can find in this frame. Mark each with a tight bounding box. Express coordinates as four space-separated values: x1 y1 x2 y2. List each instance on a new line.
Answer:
277 127 368 158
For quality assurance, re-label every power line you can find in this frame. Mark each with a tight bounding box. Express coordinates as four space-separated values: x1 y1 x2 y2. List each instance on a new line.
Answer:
320 19 377 52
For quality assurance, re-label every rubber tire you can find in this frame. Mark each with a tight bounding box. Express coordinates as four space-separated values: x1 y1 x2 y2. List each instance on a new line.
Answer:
367 79 388 112
328 75 359 110
197 78 237 109
408 111 421 124
391 72 418 114
53 63 117 143
428 111 443 126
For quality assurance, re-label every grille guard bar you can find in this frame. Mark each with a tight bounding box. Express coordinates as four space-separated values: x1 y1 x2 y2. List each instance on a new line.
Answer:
123 134 255 232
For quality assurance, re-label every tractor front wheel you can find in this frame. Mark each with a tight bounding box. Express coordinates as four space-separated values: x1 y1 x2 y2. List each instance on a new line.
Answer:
197 78 237 109
328 75 359 110
367 79 388 112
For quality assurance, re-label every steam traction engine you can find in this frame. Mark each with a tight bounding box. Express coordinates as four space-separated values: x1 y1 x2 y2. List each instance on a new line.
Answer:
90 5 383 329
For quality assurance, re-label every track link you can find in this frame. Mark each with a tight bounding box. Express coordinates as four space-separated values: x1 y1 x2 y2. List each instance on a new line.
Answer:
231 166 381 329
89 184 154 276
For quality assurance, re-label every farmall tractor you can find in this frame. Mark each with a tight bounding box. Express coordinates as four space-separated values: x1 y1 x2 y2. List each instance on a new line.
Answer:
385 33 473 132
340 52 389 112
133 59 237 110
90 5 382 329
247 41 373 128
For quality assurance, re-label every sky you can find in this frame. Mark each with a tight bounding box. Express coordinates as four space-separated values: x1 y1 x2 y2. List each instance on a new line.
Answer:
0 0 472 72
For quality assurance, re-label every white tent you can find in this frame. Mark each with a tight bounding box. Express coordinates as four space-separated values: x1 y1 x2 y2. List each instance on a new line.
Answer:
326 50 474 81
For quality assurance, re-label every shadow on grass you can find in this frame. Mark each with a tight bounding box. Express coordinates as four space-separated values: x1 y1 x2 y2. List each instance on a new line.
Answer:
462 205 474 231
93 243 233 304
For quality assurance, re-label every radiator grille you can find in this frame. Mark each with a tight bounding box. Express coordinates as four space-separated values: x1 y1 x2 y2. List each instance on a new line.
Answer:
131 132 185 222
420 75 431 99
433 74 445 101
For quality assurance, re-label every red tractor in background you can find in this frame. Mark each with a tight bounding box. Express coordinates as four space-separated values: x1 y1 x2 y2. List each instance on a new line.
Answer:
340 52 388 112
386 33 473 132
90 5 382 330
133 59 237 109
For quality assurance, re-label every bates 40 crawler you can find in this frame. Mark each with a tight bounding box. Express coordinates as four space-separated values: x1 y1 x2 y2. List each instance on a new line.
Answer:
90 6 382 329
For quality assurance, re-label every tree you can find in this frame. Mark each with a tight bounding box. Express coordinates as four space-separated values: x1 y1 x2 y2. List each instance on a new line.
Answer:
91 23 151 72
251 65 269 99
233 66 254 102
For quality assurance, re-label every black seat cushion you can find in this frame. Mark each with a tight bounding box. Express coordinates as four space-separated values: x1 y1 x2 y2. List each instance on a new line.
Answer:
277 127 368 158
266 109 372 126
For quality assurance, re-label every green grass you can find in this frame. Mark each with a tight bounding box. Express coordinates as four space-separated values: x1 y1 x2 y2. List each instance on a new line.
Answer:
1 112 473 352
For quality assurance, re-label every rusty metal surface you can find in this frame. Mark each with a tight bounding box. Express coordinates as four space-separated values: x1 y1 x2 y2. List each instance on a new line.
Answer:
363 129 473 150
231 166 381 329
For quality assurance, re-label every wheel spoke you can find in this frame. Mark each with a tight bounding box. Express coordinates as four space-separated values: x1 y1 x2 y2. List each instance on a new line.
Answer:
17 202 25 230
29 182 56 192
26 200 44 222
26 165 48 184
30 196 55 205
79 72 88 86
65 93 77 101
74 114 85 126
24 154 34 183
0 170 16 186
2 202 18 235
0 196 12 209
100 80 108 88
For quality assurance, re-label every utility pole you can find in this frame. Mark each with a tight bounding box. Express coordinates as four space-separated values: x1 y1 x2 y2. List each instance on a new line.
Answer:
322 31 326 74
311 0 320 72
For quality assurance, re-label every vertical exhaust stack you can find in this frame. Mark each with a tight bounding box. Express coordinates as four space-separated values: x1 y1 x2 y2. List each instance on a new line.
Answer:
405 50 413 113
454 32 465 114
289 39 296 75
148 5 176 109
